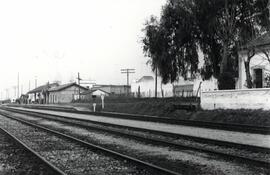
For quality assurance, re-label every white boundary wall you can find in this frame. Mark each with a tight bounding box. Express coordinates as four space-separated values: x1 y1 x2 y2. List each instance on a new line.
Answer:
201 88 270 110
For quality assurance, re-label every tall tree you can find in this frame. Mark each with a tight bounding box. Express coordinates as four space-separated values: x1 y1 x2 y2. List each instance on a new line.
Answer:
142 0 269 89
143 0 199 84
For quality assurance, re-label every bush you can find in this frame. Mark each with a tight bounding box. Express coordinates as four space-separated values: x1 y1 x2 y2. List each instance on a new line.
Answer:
218 72 236 90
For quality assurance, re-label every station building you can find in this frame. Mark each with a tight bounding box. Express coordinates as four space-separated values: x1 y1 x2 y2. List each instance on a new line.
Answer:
27 82 59 104
48 82 88 104
27 82 88 104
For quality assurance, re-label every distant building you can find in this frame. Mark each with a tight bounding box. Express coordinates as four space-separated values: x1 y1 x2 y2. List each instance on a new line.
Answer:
131 75 217 98
131 76 173 97
173 76 218 97
27 82 59 104
0 99 11 104
19 94 29 104
91 84 130 96
48 82 88 103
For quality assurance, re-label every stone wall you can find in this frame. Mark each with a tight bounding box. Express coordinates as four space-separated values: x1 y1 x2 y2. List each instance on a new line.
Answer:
201 88 270 110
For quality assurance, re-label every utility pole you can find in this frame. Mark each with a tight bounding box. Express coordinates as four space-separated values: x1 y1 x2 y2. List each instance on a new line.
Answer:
121 68 135 95
154 67 158 98
35 76 37 88
17 73 19 98
5 89 9 99
13 86 16 99
21 84 23 95
77 72 81 100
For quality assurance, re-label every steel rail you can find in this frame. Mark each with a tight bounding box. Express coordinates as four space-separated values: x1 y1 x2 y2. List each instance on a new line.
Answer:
2 108 270 168
10 104 270 134
0 112 182 175
2 107 270 169
0 126 66 175
3 106 269 154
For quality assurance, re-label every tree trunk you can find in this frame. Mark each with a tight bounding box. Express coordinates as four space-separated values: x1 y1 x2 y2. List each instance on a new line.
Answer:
155 67 157 98
244 60 253 88
244 49 255 88
220 41 228 74
160 82 164 98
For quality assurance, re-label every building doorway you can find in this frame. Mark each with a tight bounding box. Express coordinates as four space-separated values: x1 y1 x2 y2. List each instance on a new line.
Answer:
254 68 263 88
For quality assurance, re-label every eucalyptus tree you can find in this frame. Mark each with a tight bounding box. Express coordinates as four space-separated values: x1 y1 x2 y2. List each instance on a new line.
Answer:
142 0 269 89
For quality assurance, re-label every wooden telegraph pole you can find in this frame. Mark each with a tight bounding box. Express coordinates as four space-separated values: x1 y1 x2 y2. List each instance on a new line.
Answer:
17 72 19 98
77 72 82 100
121 68 135 95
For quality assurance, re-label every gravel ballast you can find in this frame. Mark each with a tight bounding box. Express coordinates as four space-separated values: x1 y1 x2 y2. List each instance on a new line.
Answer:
0 128 57 175
4 111 269 175
9 110 270 162
0 114 155 175
13 107 270 148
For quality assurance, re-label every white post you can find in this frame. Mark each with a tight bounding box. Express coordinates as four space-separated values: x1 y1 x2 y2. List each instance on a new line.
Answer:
101 94 105 109
93 103 96 112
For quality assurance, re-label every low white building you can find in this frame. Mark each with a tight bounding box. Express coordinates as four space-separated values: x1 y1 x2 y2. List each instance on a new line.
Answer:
131 75 217 98
237 32 270 89
131 76 173 97
201 32 270 110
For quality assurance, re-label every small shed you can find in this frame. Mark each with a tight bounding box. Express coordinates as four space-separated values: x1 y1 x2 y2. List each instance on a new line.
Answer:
91 84 130 96
81 89 110 100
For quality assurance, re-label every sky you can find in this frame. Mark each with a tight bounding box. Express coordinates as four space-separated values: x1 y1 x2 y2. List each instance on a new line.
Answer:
0 0 167 99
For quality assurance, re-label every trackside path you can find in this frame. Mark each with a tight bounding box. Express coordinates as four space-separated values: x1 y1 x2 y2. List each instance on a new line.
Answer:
11 107 270 149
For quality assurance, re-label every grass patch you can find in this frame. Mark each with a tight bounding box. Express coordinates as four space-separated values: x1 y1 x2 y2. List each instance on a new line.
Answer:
72 97 270 127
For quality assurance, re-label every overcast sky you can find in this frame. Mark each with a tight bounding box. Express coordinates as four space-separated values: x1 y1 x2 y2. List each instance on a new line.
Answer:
0 0 166 99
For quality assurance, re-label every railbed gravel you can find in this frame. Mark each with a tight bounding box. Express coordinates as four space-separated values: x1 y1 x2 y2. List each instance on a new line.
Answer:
0 114 156 175
3 111 269 175
8 110 269 162
0 129 57 175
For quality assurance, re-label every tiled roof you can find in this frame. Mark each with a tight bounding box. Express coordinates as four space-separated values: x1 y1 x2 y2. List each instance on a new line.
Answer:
137 76 154 83
48 82 88 92
244 32 270 49
28 83 59 94
81 88 110 95
92 84 130 88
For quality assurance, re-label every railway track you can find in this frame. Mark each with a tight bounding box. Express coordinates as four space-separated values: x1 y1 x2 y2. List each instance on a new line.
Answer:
0 125 65 175
3 106 269 151
8 104 270 134
1 107 269 173
0 112 186 175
